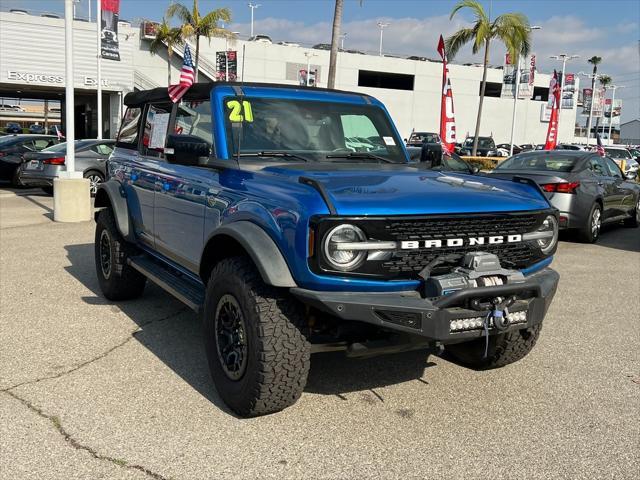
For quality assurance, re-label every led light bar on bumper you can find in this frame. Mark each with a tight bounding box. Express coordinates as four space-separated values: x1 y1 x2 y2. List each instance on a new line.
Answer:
309 210 558 278
449 310 528 333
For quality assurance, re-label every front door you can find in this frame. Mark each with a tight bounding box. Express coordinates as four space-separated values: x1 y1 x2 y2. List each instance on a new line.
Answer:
153 98 215 273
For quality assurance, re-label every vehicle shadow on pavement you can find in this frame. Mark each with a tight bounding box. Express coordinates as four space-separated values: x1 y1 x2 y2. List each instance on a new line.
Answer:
64 243 439 411
595 225 640 253
305 351 436 400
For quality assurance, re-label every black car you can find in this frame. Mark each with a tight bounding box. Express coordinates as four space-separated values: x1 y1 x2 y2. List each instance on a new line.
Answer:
0 135 60 185
459 137 498 156
4 122 22 134
28 124 46 134
497 143 522 155
406 145 480 174
489 150 639 242
406 131 440 147
312 43 332 50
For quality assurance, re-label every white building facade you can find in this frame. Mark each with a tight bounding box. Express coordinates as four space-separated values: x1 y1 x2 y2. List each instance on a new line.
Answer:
0 10 577 145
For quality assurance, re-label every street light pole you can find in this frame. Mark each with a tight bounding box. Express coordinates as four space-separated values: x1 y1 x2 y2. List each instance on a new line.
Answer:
96 0 102 139
606 85 624 145
64 0 76 174
377 21 389 56
579 71 601 145
340 32 347 50
248 3 261 38
304 51 317 86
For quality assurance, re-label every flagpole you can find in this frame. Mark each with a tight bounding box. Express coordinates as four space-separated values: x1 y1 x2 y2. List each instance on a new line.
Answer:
96 0 102 139
64 0 76 174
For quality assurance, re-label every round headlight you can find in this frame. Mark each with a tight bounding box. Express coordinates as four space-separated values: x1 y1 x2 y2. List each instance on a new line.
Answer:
323 224 367 271
537 215 558 254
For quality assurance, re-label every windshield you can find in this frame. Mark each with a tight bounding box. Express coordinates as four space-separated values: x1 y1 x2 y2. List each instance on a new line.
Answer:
605 148 631 159
0 136 21 146
495 152 579 172
224 97 406 163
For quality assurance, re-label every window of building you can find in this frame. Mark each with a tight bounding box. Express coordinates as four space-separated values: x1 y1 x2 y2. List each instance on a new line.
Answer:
117 107 142 148
358 70 414 91
533 87 549 102
482 82 502 97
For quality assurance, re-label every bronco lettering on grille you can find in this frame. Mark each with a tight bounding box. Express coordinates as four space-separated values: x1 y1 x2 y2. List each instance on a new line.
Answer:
400 234 523 249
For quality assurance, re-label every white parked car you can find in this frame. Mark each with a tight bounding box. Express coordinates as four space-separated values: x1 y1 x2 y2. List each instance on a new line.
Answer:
248 34 272 44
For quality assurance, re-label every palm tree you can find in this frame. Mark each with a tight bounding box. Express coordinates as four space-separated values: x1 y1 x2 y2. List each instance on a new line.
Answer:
327 0 363 89
446 0 531 156
166 0 233 82
585 56 602 141
149 19 183 86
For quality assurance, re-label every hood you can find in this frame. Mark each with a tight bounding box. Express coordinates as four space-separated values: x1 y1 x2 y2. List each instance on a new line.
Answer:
258 163 550 216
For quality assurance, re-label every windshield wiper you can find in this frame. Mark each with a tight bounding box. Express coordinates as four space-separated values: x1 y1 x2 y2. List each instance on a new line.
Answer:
238 151 310 162
325 152 396 164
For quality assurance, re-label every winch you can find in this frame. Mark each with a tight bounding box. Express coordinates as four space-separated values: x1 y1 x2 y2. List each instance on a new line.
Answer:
422 252 525 297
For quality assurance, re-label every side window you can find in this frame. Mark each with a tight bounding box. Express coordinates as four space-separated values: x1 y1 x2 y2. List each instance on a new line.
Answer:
92 143 114 155
174 99 214 153
589 156 607 176
142 103 173 157
33 139 55 151
604 157 623 178
117 107 142 148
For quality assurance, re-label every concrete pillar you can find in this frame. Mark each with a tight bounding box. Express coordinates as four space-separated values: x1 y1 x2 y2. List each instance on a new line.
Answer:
53 178 92 222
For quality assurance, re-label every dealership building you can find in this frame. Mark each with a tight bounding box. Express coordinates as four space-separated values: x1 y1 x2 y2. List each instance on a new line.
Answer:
0 9 578 144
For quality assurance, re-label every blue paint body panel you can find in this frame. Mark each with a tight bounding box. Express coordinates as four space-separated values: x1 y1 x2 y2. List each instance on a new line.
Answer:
111 83 554 293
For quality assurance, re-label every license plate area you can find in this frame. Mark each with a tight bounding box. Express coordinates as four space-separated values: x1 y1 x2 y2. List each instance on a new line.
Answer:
26 160 43 171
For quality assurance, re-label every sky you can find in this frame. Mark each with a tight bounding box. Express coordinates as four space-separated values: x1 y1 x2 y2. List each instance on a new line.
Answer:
2 0 639 122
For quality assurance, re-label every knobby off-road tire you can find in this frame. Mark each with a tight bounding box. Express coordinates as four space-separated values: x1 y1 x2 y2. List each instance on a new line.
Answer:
203 257 310 417
447 324 542 370
577 202 602 243
94 208 146 301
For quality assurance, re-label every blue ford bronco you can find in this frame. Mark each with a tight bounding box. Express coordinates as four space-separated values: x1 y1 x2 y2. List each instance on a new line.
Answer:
94 82 559 417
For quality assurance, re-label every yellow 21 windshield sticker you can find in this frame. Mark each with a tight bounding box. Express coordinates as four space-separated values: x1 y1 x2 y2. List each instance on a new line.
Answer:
226 100 254 122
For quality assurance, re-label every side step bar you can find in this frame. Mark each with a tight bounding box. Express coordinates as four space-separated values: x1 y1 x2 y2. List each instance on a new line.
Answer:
128 255 205 313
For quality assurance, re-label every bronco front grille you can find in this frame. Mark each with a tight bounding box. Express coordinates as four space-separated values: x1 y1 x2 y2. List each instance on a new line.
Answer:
310 211 550 280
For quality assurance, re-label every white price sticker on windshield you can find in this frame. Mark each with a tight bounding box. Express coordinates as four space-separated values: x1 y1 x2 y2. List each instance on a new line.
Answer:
383 136 395 146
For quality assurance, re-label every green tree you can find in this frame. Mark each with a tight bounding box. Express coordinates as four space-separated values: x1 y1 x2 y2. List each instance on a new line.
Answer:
446 0 531 156
166 0 233 82
585 56 603 140
149 19 184 86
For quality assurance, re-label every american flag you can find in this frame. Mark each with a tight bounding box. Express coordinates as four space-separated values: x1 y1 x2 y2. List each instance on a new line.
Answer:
168 44 195 103
596 132 605 156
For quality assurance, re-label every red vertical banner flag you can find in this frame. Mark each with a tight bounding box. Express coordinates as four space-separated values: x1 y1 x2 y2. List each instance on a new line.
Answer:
437 35 456 154
544 70 561 150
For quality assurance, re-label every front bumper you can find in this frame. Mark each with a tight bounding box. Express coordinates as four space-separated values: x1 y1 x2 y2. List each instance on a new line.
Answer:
292 268 559 343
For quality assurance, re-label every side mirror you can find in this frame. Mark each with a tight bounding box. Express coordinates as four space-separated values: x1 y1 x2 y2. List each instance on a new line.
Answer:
624 171 637 180
165 134 211 166
470 165 480 174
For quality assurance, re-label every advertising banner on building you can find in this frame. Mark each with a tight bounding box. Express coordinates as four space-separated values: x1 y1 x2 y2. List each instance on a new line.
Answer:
101 0 121 61
582 88 592 114
560 72 578 109
582 87 605 117
501 52 535 99
604 98 622 126
215 51 238 82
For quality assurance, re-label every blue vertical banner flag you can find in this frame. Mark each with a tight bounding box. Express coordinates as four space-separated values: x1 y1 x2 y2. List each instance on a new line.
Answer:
101 0 121 61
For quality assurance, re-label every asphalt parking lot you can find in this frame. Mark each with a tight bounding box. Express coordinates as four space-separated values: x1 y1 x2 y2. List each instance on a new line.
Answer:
1 186 638 480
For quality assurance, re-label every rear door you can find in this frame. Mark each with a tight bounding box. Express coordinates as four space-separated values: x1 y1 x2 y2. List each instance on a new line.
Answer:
602 156 627 218
587 155 617 219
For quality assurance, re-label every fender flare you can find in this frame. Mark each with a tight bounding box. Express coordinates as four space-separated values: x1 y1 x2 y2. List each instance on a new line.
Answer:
208 222 297 288
94 180 135 242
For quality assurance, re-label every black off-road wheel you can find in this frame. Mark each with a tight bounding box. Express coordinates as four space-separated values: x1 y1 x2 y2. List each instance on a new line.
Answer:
203 257 310 417
447 324 542 369
577 202 602 243
94 208 146 300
